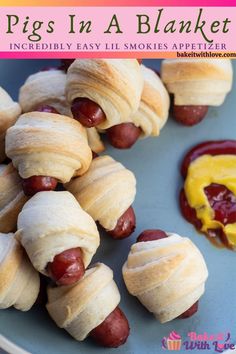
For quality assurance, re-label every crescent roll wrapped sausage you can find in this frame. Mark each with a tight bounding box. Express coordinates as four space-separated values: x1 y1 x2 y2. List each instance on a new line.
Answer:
19 69 104 154
0 163 28 233
66 59 143 130
46 263 130 347
161 59 233 106
16 191 100 284
5 111 92 184
0 233 40 311
19 69 71 116
66 155 136 239
106 64 170 149
0 87 21 162
122 232 208 323
132 64 170 137
161 59 233 125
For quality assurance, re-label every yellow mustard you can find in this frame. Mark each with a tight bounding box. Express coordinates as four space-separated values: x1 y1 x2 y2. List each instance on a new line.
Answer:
184 154 236 248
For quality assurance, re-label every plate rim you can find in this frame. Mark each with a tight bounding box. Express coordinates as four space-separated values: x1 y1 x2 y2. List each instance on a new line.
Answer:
0 335 31 354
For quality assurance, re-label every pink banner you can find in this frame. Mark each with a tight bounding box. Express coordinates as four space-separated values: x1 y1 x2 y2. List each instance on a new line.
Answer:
0 7 235 57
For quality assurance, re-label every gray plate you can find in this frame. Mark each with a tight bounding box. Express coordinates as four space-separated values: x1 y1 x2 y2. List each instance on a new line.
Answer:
0 59 235 354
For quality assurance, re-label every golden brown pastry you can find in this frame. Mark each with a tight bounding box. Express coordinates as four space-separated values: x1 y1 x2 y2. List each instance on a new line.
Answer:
66 59 143 129
66 155 136 239
0 163 28 233
19 68 104 154
86 127 105 154
132 64 170 137
122 232 208 323
16 191 100 277
0 233 40 311
0 87 21 162
19 69 71 116
5 111 92 183
161 59 233 106
46 263 120 340
46 263 130 348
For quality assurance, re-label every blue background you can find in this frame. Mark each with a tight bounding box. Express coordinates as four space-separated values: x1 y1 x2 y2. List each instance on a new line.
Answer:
0 59 235 354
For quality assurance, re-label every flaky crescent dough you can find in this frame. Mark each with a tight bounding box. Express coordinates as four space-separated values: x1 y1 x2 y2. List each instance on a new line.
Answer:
5 112 92 183
0 163 28 233
161 59 233 106
66 59 143 129
0 233 40 311
46 263 120 341
18 69 104 153
122 232 208 323
132 65 170 137
16 191 100 275
66 155 136 231
19 70 72 116
86 127 105 153
0 87 21 162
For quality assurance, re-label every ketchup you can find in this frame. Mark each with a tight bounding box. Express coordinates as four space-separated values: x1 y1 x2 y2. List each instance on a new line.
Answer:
181 140 236 178
204 184 236 226
180 140 236 249
180 188 231 248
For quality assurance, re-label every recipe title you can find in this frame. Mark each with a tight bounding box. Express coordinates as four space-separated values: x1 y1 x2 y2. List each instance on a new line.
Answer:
3 8 231 44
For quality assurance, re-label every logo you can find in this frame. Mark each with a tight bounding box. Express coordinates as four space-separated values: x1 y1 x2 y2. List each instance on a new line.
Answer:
162 331 182 351
162 331 235 352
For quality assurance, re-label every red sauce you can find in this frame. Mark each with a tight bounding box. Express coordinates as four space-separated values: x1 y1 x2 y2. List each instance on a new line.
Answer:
204 184 236 225
180 140 236 249
179 189 202 231
181 140 236 178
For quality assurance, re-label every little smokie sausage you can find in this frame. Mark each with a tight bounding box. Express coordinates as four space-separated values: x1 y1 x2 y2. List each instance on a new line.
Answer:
22 176 58 197
47 247 85 286
21 105 60 196
89 307 130 348
107 123 142 149
173 105 208 126
108 207 136 240
70 59 142 145
178 301 199 319
35 105 59 114
137 229 168 242
71 98 106 128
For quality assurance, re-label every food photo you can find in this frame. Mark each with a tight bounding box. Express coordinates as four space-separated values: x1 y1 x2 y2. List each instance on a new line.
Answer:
0 58 235 354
